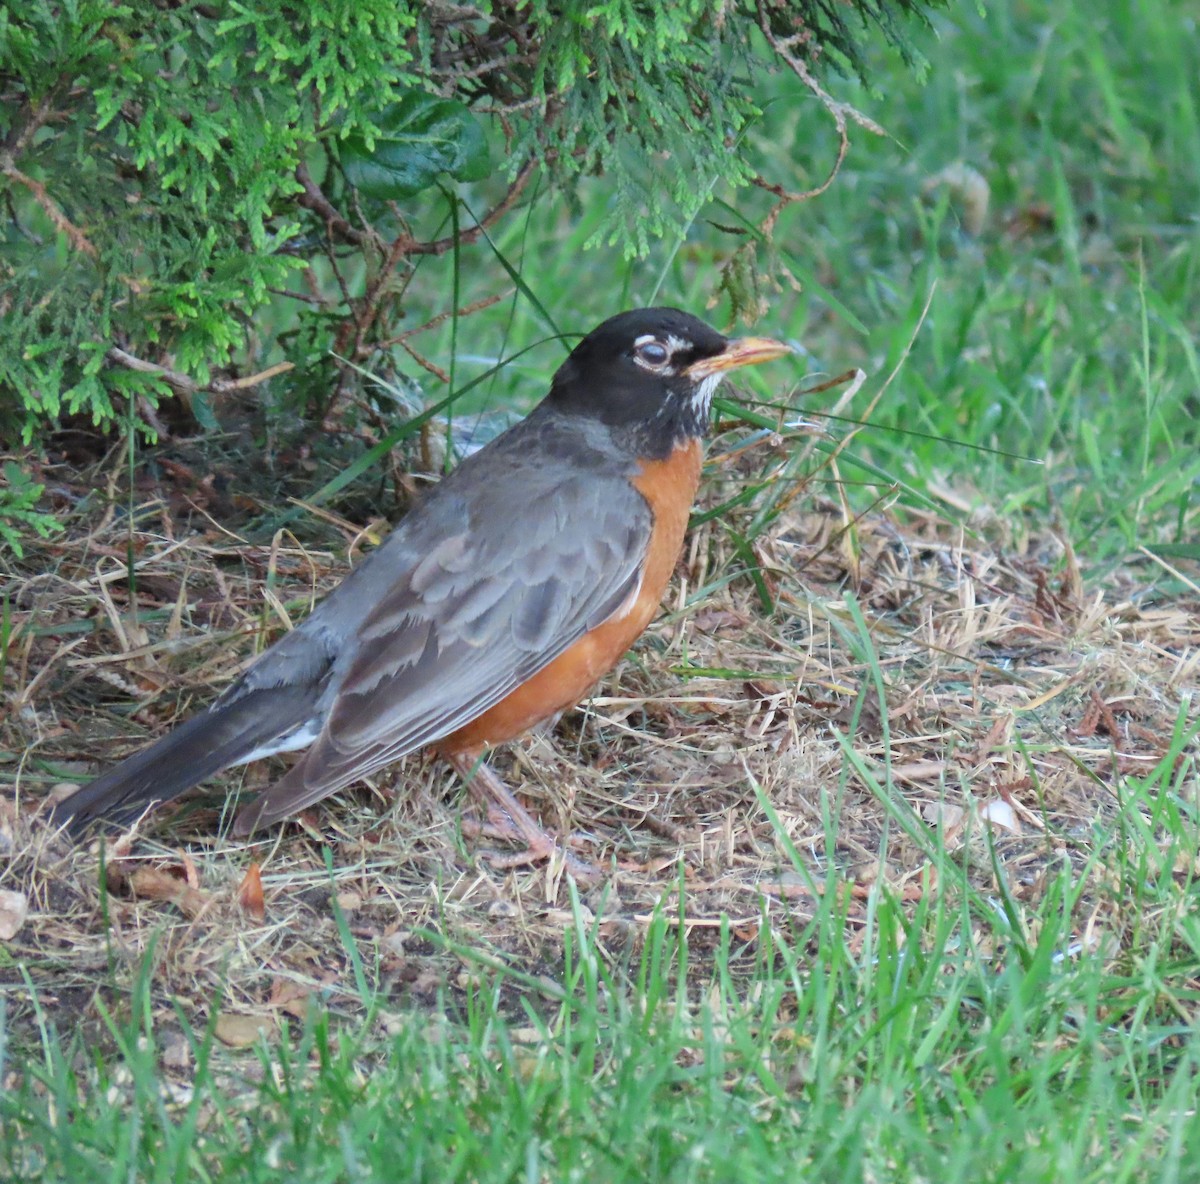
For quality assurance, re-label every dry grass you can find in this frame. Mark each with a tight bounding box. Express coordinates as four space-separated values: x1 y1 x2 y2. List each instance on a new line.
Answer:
2 425 1198 1052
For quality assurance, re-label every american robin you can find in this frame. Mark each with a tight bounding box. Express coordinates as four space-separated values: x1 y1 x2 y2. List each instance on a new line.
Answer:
53 307 790 872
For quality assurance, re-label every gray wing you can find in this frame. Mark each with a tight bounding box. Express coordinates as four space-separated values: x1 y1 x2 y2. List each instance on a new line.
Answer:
233 444 652 831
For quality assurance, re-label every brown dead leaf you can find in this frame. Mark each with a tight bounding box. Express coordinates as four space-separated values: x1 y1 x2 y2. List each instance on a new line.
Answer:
759 878 815 900
335 890 362 913
214 1012 278 1048
691 608 747 633
892 761 947 784
47 781 83 807
923 801 966 828
0 889 29 940
180 851 200 889
161 1031 192 1071
238 861 265 920
921 800 966 849
979 714 1015 751
545 905 594 927
923 162 990 235
268 977 312 1020
126 867 211 918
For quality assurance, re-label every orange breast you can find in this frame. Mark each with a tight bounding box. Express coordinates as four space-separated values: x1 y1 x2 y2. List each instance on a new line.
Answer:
438 439 703 756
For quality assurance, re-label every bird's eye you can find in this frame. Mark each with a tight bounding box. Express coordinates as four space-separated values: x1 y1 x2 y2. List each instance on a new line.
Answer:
634 340 670 366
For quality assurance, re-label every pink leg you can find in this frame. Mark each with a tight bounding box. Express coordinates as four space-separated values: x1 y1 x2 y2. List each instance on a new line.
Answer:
447 751 602 882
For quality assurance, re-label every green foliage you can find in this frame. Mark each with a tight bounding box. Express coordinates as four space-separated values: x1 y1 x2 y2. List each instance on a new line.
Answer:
340 92 492 199
0 0 938 452
0 461 59 556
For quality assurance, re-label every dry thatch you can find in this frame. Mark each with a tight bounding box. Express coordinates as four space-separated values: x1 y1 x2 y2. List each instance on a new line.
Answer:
2 416 1197 1049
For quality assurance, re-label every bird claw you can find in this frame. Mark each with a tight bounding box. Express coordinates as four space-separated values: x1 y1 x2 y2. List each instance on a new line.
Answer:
450 750 603 883
461 806 603 883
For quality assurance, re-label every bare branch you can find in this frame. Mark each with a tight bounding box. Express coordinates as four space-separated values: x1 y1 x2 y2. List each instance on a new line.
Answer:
2 94 58 158
405 158 536 256
106 347 196 393
106 349 294 396
294 162 369 246
374 292 507 351
0 159 98 258
752 1 886 234
395 339 451 384
210 361 295 393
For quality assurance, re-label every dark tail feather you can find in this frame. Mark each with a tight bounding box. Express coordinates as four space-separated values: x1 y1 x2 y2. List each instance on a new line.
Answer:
51 687 319 835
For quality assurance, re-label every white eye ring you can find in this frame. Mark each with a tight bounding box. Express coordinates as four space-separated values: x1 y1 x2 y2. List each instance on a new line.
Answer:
634 339 670 366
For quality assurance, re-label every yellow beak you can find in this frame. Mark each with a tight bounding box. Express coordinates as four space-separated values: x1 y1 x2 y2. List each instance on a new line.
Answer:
684 336 793 379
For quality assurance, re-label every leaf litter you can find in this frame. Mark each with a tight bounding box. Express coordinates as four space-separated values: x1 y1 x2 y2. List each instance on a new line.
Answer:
1 413 1197 1086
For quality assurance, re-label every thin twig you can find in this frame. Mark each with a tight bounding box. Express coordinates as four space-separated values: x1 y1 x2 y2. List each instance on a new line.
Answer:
294 162 369 246
211 361 295 393
374 292 508 351
3 94 58 159
396 339 451 383
107 347 196 393
352 232 414 358
293 157 535 260
752 2 887 233
106 349 294 396
403 158 536 256
0 159 97 258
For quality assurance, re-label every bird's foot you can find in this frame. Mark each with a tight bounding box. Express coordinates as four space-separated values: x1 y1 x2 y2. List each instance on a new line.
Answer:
461 809 602 882
449 752 603 884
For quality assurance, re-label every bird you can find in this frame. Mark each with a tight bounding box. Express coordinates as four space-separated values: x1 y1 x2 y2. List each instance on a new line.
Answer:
52 307 791 873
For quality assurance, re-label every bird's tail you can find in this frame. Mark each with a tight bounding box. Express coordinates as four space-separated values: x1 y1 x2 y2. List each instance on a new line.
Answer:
51 686 318 835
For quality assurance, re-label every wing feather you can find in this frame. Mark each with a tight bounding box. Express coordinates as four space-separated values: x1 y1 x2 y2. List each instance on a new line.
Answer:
235 420 654 831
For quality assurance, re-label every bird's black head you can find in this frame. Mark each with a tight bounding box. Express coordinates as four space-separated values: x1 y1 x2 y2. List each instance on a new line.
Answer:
547 307 790 456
